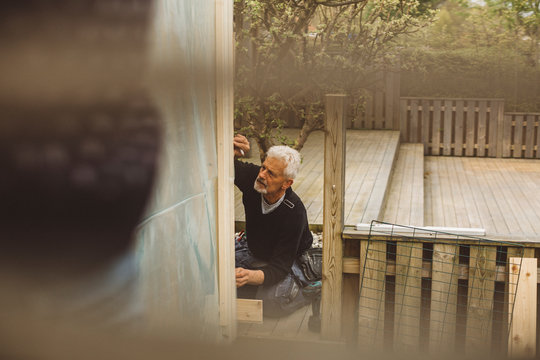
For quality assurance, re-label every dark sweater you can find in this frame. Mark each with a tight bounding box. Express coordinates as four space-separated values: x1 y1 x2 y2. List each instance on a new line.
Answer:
234 159 313 285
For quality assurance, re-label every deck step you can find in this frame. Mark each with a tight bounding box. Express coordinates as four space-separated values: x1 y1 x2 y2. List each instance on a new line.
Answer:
380 143 425 227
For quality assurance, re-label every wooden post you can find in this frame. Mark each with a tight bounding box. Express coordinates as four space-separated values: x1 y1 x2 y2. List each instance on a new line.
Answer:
215 0 236 341
508 257 537 358
321 94 347 340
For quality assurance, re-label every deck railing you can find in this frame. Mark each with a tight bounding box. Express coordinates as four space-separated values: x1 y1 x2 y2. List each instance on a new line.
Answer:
341 224 538 357
400 97 540 159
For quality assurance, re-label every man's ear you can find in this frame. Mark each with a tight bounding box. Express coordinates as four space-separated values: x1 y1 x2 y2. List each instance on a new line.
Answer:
282 179 293 190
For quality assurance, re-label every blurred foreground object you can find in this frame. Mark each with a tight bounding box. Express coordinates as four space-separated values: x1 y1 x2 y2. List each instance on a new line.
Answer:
0 0 161 271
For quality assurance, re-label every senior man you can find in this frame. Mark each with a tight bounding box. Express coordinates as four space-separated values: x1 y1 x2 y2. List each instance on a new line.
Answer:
233 134 313 317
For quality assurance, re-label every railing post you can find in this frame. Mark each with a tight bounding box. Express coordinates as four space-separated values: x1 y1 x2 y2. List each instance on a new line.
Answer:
321 94 347 340
508 257 537 358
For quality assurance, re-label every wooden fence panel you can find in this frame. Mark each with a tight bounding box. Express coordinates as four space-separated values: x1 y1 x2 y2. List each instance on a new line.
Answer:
477 101 487 157
443 100 453 155
466 101 476 156
525 114 535 158
513 115 524 158
396 98 540 159
432 100 442 155
455 101 465 156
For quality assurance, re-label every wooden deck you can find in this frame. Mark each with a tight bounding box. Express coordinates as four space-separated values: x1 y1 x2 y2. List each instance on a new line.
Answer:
236 129 540 342
424 156 540 241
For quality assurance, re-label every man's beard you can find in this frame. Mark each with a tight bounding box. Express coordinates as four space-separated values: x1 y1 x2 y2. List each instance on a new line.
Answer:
253 177 267 194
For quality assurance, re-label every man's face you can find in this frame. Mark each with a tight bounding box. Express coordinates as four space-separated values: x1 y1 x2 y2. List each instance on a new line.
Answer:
253 157 291 196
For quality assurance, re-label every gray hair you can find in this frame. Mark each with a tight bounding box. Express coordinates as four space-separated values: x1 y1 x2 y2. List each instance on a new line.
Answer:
266 145 301 179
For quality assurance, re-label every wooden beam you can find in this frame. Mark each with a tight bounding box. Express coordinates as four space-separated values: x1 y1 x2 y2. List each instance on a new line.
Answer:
215 0 236 341
508 257 537 358
354 224 486 237
321 94 347 340
236 299 263 324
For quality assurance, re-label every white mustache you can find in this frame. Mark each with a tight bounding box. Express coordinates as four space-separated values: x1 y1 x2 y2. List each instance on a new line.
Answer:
256 177 267 186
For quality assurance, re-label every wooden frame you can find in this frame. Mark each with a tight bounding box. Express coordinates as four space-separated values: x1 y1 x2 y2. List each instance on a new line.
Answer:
216 0 236 341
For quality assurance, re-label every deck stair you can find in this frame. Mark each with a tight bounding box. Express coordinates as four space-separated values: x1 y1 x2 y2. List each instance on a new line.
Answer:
380 143 425 227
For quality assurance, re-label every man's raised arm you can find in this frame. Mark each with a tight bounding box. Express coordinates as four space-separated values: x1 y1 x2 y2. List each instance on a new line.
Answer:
233 134 250 158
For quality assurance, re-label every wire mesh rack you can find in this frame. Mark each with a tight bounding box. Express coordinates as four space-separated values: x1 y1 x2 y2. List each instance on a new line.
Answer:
357 221 527 354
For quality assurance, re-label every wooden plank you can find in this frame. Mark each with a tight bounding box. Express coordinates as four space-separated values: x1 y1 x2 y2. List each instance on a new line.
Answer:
410 99 419 143
455 100 464 156
385 70 394 130
321 94 347 340
477 100 487 157
443 100 453 155
393 69 401 131
489 101 499 157
400 99 408 142
496 101 505 158
508 257 537 358
525 114 535 158
438 157 458 227
450 158 482 228
465 246 497 354
465 100 476 156
216 0 237 340
410 145 424 226
237 299 263 323
358 240 386 348
513 115 524 158
445 157 471 228
503 114 513 158
432 100 442 155
536 116 540 159
375 91 384 129
393 241 423 351
429 244 459 353
421 99 430 155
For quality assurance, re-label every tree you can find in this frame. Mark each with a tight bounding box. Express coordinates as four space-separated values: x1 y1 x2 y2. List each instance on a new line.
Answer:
234 0 435 160
399 0 540 112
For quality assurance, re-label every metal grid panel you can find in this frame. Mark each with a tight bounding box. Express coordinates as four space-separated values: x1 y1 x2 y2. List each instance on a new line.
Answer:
358 221 526 354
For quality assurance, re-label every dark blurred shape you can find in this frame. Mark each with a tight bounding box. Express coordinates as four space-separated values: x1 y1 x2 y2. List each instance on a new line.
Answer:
0 0 161 271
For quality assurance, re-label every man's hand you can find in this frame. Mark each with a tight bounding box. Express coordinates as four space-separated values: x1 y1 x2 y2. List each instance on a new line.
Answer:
235 267 264 287
233 134 250 158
